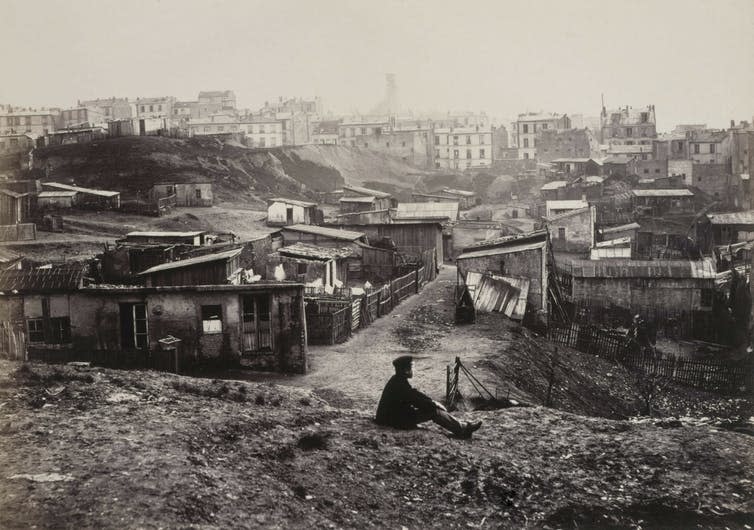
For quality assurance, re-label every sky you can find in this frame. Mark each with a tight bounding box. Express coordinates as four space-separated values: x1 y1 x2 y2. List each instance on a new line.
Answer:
2 0 753 131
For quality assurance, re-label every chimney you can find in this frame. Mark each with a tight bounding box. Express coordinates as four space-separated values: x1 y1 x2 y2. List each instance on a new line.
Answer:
731 120 735 128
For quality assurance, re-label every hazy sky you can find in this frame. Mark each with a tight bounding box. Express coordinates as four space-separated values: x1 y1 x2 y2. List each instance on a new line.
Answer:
2 0 753 131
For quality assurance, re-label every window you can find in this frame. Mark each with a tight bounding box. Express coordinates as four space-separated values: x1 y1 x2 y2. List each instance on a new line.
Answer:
27 319 44 343
260 138 266 147
242 295 271 351
626 127 633 137
120 303 148 350
479 135 485 144
694 144 700 154
434 135 440 145
158 104 162 111
260 125 265 133
480 149 485 159
709 143 715 154
523 138 529 148
364 142 368 148
644 169 649 174
201 305 223 334
401 142 406 147
434 149 440 158
655 169 660 174
453 149 459 159
361 127 366 135
139 105 144 112
49 317 71 344
466 136 471 145
640 112 649 123
700 289 713 308
558 227 566 239
195 189 202 199
149 105 154 112
466 149 472 159
524 153 529 160
386 142 390 148
533 124 537 132
453 135 459 145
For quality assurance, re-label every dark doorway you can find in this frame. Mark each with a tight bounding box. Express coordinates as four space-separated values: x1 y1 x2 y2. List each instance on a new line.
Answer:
120 303 148 349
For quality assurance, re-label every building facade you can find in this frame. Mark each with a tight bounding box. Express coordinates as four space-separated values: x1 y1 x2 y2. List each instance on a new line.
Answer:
512 113 570 160
433 126 493 169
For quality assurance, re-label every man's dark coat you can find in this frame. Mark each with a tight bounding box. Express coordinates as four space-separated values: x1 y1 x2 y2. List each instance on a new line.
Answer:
375 374 436 429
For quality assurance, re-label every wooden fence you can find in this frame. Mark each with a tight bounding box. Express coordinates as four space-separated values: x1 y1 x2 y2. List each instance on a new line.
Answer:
305 300 352 345
547 321 752 394
0 223 36 241
0 324 26 360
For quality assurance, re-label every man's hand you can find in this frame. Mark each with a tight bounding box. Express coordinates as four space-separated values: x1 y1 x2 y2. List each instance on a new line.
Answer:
434 400 447 412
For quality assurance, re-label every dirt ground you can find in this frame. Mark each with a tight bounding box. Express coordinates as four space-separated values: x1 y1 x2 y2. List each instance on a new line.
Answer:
1 267 753 528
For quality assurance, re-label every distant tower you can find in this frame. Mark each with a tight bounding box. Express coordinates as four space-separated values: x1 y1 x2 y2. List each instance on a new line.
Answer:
371 73 399 116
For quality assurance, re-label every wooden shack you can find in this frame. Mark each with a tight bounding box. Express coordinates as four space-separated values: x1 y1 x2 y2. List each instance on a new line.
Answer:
266 198 318 226
0 189 32 224
138 248 242 287
123 231 206 246
42 182 121 209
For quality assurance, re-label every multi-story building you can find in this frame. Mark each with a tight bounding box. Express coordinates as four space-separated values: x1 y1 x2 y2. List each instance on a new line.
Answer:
78 98 132 121
198 90 236 111
311 120 340 145
241 118 284 148
57 106 107 129
512 112 570 160
134 97 175 119
728 121 753 177
600 105 656 147
686 129 730 165
0 108 59 136
188 116 241 137
536 128 600 164
433 125 493 169
338 118 392 145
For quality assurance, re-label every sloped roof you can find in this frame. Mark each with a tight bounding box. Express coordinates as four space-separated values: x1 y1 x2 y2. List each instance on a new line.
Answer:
126 231 205 238
600 222 641 235
551 158 594 163
267 197 317 208
463 229 548 251
0 266 85 294
707 211 754 225
139 248 242 276
457 240 546 260
394 202 459 221
547 200 589 210
595 237 631 248
282 224 365 241
277 243 353 260
0 189 28 199
631 189 694 197
343 185 391 199
441 188 476 197
569 258 716 279
39 191 78 198
540 180 568 191
339 196 376 203
43 182 120 198
546 206 591 222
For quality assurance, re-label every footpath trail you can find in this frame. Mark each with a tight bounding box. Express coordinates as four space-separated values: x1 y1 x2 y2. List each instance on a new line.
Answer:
248 265 517 411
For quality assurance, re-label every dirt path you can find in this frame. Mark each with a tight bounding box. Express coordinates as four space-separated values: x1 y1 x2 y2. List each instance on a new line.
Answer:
229 265 519 411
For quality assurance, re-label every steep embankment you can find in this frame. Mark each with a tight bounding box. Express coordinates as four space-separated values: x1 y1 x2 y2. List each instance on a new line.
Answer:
30 137 438 206
0 361 751 529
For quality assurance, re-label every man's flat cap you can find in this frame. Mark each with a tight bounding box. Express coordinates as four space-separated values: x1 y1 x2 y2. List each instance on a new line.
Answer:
392 355 414 369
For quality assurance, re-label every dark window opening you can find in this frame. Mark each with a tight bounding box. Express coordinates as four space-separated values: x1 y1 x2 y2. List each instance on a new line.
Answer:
120 303 148 350
201 305 223 334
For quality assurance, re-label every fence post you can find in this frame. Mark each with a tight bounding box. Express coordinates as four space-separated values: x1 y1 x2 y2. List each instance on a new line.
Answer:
415 268 420 294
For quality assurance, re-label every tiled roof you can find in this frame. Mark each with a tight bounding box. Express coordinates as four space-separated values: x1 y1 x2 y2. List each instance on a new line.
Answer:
569 258 716 279
139 248 242 276
0 266 85 294
277 243 354 260
282 224 365 241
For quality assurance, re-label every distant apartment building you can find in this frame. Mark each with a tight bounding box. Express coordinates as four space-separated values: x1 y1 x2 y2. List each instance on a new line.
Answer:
311 120 340 145
189 116 241 136
57 106 107 129
433 125 493 169
729 123 753 178
512 112 570 160
338 118 392 145
241 118 284 147
198 90 236 110
686 129 730 165
536 128 600 164
172 101 195 120
600 105 657 160
78 98 132 121
135 97 175 119
0 108 58 136
672 124 707 135
491 125 509 160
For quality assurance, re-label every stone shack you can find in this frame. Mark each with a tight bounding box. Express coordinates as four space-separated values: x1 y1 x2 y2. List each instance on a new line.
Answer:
455 230 549 316
546 206 595 253
266 198 318 227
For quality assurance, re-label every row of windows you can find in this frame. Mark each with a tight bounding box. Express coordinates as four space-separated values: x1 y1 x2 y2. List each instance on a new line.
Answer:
692 143 717 154
435 134 488 146
520 122 550 134
140 104 164 113
435 148 486 159
608 126 655 137
435 160 489 169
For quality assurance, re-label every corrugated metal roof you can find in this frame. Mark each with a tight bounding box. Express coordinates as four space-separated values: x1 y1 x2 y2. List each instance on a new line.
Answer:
282 224 365 240
127 231 205 238
44 182 120 198
394 202 459 221
457 240 545 260
277 243 353 260
267 197 317 208
569 258 716 279
631 189 694 197
343 185 391 198
707 211 754 225
0 266 85 294
464 229 548 251
540 180 568 191
139 248 242 275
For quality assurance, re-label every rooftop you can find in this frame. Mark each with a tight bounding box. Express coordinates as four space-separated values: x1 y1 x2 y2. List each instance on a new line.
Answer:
126 231 206 238
540 180 568 191
38 191 78 198
546 206 591 222
707 210 754 225
631 189 694 197
441 188 476 197
281 224 365 241
569 258 716 279
0 247 22 264
139 248 242 276
463 229 548 251
0 266 85 294
277 243 354 261
457 240 546 260
547 200 589 210
343 185 391 199
600 222 641 235
43 182 120 198
267 197 317 208
394 202 459 221
339 196 376 203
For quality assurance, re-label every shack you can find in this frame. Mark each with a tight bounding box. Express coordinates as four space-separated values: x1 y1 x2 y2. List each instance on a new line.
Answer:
42 182 121 209
37 190 78 209
455 230 549 316
631 189 695 216
545 199 588 218
330 221 444 265
266 243 353 288
545 206 595 253
138 248 242 287
433 188 477 209
279 224 367 249
0 266 307 373
0 189 32 224
341 185 392 211
149 182 213 207
704 210 754 247
394 202 460 222
266 198 318 227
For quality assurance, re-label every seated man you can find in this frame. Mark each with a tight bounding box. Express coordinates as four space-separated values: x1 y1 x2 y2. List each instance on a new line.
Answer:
375 355 482 439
